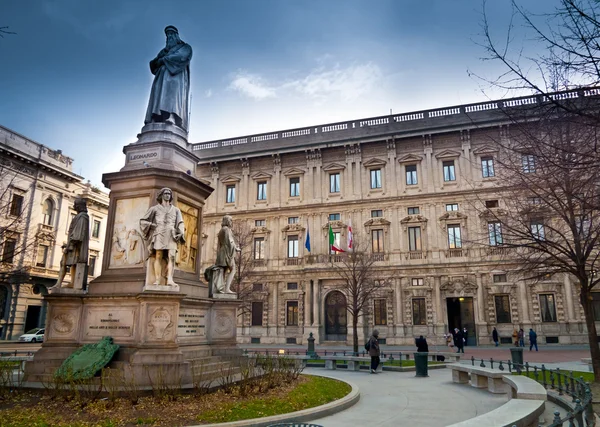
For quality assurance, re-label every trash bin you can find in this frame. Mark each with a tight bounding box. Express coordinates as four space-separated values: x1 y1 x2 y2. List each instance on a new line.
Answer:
510 347 524 372
414 352 429 377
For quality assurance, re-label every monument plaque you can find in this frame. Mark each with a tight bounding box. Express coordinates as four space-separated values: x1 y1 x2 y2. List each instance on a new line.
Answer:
84 308 135 339
177 307 205 338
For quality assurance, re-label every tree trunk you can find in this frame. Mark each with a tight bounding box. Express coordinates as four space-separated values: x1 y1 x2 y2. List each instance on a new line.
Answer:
581 288 600 383
352 317 359 356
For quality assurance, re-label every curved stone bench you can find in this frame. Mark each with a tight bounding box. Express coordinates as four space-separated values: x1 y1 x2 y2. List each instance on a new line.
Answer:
447 399 545 427
448 363 507 393
503 375 547 400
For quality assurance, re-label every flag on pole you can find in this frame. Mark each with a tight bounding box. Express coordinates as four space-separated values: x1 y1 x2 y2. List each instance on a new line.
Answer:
329 224 344 253
305 223 311 252
347 219 353 252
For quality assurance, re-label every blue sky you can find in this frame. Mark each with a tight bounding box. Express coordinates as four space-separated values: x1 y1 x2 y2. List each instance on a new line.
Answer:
1 0 557 188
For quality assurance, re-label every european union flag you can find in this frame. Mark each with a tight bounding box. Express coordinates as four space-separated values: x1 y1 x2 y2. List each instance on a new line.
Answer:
305 224 311 252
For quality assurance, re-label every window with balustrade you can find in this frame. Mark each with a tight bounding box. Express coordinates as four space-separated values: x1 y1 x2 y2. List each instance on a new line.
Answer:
494 295 511 323
42 199 53 226
287 235 299 258
447 225 462 248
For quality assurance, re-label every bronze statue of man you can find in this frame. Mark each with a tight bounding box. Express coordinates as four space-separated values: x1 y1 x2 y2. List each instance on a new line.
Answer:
54 198 90 289
140 188 185 287
144 25 192 131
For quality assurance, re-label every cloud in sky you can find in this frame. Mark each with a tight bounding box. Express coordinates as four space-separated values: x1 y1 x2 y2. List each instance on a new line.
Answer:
229 62 383 103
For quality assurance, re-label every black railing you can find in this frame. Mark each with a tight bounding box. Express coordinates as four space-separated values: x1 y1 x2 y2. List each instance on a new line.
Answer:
470 357 595 427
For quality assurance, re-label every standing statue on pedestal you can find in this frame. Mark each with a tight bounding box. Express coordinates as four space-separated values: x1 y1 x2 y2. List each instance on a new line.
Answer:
53 198 89 290
204 215 240 295
140 188 185 289
145 25 192 132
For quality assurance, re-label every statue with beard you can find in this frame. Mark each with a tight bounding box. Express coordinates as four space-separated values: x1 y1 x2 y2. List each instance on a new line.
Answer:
144 26 192 132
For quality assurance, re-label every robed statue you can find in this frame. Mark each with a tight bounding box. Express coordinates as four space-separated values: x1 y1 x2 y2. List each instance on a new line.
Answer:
144 25 192 132
54 198 90 290
140 188 185 288
204 215 240 295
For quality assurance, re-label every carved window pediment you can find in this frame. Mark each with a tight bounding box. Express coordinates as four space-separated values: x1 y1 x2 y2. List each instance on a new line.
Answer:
251 171 273 180
251 226 271 235
472 145 498 155
486 284 516 294
440 280 478 294
439 211 468 222
398 154 423 164
479 208 509 219
283 168 306 176
281 224 305 233
435 149 461 159
221 175 241 184
322 163 346 172
400 215 428 231
363 158 387 168
364 218 391 228
322 220 347 230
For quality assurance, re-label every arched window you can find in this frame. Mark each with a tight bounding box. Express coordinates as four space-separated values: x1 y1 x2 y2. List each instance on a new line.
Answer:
42 199 53 226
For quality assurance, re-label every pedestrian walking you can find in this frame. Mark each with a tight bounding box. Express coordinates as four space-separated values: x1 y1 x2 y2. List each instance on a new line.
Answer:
529 328 538 352
454 328 464 353
366 329 381 373
518 328 525 347
492 327 499 347
416 335 429 352
463 327 469 346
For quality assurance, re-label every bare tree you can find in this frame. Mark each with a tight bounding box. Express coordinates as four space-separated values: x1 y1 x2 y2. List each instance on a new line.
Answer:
0 26 16 38
231 221 264 317
327 235 391 355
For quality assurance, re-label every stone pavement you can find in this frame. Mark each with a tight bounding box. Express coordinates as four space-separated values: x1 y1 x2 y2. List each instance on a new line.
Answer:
306 367 508 427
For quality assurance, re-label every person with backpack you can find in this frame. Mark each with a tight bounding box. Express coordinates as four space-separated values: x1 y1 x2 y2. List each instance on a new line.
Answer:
529 328 538 351
365 329 381 373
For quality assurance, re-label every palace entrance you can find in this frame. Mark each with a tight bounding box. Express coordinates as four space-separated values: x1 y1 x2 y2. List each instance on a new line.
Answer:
446 297 476 346
325 291 347 341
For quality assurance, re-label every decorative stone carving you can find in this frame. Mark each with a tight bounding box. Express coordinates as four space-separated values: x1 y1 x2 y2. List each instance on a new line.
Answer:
52 312 76 334
440 280 478 296
281 223 305 240
148 307 174 340
400 215 428 231
214 312 235 337
110 196 149 268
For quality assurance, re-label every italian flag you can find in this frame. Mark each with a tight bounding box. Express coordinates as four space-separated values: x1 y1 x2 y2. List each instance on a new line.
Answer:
329 224 345 253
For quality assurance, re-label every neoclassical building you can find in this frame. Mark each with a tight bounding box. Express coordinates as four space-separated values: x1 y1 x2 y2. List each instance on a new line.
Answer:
0 125 109 340
190 91 594 346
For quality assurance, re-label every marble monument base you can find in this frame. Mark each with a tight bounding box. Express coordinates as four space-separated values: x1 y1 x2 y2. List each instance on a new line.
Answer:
24 291 241 386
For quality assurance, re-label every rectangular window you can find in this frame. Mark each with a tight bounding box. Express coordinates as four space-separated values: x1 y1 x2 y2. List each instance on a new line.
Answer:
493 274 507 283
406 165 418 185
257 182 267 200
446 203 459 212
287 282 298 290
374 299 387 325
328 213 340 221
329 173 340 193
408 226 422 251
1 239 16 264
529 197 542 205
226 185 236 203
447 225 462 249
288 217 299 224
371 209 383 218
255 219 266 227
592 293 600 321
289 177 300 197
539 294 557 322
407 207 420 215
253 283 263 292
330 231 342 254
522 154 536 173
412 298 427 325
287 235 299 258
443 160 456 181
482 157 495 177
485 200 499 208
371 229 384 253
253 237 265 260
531 221 545 241
36 245 48 267
286 301 299 326
494 295 512 323
9 194 23 217
488 221 503 246
251 302 263 326
88 255 97 276
92 220 101 239
370 169 382 189
412 278 424 286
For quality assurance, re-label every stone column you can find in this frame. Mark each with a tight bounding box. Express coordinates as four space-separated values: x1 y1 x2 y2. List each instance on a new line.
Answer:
305 280 312 327
423 135 434 193
273 282 279 335
313 280 321 326
563 274 576 322
518 280 531 323
387 139 398 197
434 276 442 325
241 159 250 210
476 273 484 324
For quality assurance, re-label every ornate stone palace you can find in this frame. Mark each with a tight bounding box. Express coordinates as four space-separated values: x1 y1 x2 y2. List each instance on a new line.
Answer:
193 89 598 347
0 125 109 340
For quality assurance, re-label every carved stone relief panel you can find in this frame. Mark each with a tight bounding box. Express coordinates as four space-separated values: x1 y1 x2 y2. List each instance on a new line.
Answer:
110 197 149 268
176 201 198 273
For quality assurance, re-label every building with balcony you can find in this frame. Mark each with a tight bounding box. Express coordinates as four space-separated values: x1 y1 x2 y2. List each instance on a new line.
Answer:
0 125 109 340
194 90 596 347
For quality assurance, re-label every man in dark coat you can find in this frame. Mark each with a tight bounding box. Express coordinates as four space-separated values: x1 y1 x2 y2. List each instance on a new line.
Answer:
454 328 464 353
415 335 429 352
367 329 381 374
529 328 538 351
492 327 499 347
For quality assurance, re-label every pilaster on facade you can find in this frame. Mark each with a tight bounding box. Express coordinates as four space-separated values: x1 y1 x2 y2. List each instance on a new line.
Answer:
386 138 398 197
423 134 434 193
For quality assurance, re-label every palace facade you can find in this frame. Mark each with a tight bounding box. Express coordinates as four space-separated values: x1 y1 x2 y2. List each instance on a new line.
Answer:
192 91 595 347
0 125 109 340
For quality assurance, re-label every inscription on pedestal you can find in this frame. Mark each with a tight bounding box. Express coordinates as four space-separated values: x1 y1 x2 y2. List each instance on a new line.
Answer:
177 308 206 337
85 308 135 338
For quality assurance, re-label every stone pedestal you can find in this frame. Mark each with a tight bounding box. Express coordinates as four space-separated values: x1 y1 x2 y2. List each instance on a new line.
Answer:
25 126 242 386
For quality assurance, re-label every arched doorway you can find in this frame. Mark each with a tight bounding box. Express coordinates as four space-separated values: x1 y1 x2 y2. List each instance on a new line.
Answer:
325 291 347 341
